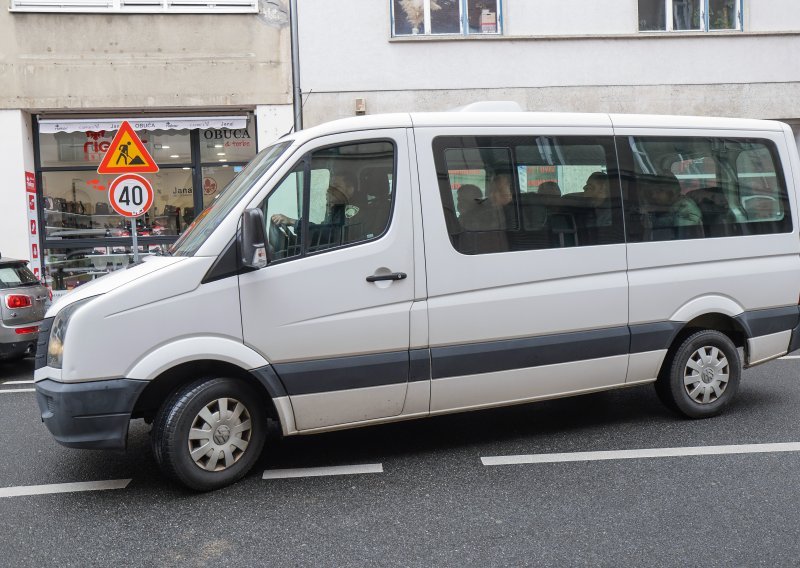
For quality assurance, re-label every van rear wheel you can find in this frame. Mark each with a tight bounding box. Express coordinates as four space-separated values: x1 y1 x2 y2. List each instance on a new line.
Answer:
152 377 267 491
655 330 741 419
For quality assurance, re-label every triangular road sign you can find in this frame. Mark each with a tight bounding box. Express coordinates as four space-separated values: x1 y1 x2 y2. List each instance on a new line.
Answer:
97 121 159 174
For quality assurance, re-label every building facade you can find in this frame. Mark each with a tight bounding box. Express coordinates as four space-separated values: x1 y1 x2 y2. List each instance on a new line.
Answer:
1 0 294 295
296 0 800 146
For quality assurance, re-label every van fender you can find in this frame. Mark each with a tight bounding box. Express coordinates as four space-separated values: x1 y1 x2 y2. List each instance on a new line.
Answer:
669 295 745 324
126 336 270 382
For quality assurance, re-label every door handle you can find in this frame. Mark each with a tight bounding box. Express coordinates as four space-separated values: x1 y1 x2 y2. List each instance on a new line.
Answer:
366 272 407 283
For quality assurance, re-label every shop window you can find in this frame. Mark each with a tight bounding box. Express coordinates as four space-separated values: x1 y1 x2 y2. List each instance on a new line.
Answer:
200 122 256 163
44 244 170 297
638 0 742 31
41 169 195 240
40 129 191 168
10 0 258 14
201 165 245 209
392 0 502 36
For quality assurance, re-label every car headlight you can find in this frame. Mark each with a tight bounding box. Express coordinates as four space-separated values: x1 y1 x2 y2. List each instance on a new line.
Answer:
47 298 93 369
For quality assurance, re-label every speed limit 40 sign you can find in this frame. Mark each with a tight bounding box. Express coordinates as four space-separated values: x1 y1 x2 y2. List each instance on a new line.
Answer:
108 173 154 217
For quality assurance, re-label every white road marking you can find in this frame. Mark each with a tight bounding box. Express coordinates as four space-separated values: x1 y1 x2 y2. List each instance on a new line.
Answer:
0 388 35 393
2 380 34 385
482 442 800 466
0 479 131 499
780 356 800 359
263 463 383 480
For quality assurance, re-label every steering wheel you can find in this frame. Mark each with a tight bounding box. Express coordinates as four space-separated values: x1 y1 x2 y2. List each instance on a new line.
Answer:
268 219 295 259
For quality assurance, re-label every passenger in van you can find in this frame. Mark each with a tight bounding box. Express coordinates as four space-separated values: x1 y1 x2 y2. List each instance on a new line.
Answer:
564 172 614 227
536 181 562 197
459 172 515 232
456 184 486 230
271 171 368 247
640 173 704 240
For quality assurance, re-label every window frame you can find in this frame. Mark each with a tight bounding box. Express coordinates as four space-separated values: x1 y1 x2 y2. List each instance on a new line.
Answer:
261 138 399 265
432 134 626 256
639 0 743 33
390 0 503 37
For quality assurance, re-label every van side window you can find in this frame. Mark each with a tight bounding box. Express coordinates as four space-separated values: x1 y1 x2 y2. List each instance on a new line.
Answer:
433 136 624 255
263 141 395 260
622 137 792 242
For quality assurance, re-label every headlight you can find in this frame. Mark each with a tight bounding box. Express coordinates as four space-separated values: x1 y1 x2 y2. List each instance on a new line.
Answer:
47 298 94 369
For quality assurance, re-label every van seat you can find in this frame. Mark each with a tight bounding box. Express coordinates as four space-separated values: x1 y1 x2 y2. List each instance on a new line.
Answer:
687 187 740 237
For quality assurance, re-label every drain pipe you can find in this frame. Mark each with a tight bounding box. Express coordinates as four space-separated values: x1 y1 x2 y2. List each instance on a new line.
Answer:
290 0 303 131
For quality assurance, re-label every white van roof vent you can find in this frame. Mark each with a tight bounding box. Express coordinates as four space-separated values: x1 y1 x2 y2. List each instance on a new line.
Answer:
449 101 524 113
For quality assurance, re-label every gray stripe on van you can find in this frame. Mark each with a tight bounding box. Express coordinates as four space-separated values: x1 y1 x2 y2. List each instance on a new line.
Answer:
734 305 800 339
430 326 630 380
272 351 410 396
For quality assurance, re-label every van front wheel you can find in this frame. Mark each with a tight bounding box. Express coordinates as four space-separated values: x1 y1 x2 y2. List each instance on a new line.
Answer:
152 377 267 491
656 330 741 419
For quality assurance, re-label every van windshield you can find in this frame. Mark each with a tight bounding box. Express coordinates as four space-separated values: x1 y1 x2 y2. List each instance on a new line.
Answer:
170 140 292 257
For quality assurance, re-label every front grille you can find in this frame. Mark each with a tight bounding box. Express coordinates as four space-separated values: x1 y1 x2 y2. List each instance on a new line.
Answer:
34 317 53 370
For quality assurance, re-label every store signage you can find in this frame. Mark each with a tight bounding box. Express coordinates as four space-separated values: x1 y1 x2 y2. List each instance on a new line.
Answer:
97 121 159 174
108 174 155 218
39 116 248 134
24 172 42 280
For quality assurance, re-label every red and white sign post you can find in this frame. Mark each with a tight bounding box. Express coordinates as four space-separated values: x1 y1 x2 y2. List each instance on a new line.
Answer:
24 172 42 280
107 174 155 263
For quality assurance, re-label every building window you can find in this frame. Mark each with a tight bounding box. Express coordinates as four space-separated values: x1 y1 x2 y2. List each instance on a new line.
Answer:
10 0 257 14
392 0 502 36
638 0 742 32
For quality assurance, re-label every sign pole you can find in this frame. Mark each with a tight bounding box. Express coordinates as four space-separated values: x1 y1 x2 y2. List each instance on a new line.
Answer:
131 218 139 263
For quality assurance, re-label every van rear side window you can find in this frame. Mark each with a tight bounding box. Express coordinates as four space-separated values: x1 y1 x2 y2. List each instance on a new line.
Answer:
433 135 625 255
622 137 792 242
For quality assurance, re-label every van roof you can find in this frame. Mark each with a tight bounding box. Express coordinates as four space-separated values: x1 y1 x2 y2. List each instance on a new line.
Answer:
286 111 786 146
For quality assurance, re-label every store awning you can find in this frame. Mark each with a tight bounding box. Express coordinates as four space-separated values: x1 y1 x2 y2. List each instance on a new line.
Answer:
38 116 249 134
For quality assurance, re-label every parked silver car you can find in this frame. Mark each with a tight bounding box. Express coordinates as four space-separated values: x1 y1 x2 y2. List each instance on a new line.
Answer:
0 253 49 361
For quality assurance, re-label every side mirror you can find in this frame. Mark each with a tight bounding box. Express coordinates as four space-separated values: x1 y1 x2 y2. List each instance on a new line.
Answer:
239 208 269 269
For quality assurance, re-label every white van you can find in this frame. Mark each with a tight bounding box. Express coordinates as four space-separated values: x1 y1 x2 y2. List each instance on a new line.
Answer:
35 111 800 490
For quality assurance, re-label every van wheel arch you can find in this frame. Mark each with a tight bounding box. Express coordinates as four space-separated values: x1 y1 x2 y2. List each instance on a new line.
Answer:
132 360 280 426
669 313 747 356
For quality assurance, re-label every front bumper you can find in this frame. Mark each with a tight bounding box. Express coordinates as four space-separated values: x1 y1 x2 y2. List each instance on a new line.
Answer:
35 378 148 450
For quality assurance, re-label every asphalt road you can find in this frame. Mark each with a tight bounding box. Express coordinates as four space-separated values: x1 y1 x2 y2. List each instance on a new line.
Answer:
2 355 800 567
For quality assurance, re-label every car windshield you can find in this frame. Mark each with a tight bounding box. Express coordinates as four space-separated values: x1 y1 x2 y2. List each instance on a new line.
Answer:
170 140 293 257
0 263 39 289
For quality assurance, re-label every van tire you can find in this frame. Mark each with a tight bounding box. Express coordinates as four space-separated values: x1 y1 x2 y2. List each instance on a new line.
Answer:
151 377 267 491
655 330 741 419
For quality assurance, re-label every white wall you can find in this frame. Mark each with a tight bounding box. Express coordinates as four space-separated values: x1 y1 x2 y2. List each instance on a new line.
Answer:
506 0 634 36
747 0 800 32
0 110 34 262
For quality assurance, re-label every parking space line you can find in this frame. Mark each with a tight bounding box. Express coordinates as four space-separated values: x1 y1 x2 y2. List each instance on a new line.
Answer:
0 388 35 393
263 463 383 480
2 380 34 385
0 479 131 498
482 442 800 466
780 356 800 359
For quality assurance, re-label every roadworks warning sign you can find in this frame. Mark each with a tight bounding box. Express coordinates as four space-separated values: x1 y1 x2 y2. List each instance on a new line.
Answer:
97 121 159 174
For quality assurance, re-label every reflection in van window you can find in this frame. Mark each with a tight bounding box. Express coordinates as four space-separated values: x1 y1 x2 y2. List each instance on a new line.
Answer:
434 136 624 255
624 137 791 242
264 141 395 260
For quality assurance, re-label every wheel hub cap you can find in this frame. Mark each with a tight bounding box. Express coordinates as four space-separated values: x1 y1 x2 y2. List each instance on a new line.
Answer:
213 425 231 445
187 397 252 472
683 345 730 405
